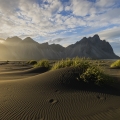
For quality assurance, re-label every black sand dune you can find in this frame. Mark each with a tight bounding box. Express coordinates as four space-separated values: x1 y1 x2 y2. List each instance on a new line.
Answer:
0 66 120 120
0 66 48 80
0 62 32 72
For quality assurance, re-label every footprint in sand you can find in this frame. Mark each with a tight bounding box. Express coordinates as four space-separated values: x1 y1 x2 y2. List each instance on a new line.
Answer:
49 99 58 104
97 95 106 100
55 90 61 93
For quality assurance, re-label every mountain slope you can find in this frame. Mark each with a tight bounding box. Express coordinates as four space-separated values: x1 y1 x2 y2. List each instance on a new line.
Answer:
0 44 16 60
0 35 119 60
66 35 119 59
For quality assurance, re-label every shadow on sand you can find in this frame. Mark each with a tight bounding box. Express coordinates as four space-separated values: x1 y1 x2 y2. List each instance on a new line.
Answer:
61 76 120 96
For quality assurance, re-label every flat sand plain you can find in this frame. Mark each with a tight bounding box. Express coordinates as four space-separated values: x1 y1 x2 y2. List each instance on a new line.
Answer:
0 60 120 120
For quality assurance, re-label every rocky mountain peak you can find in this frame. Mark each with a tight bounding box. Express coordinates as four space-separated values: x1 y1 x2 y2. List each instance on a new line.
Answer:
80 37 89 44
93 34 100 39
41 42 49 45
74 35 101 46
0 35 119 60
6 36 22 42
5 36 22 45
23 37 38 44
90 34 100 43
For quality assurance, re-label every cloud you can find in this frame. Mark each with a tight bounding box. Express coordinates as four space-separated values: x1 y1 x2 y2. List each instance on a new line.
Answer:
98 27 120 41
0 0 120 53
69 0 93 16
67 0 119 17
1 0 120 56
0 0 19 15
48 38 67 44
95 0 119 7
77 26 120 43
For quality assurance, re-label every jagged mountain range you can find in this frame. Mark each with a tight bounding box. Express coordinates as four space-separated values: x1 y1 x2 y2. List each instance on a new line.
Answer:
0 35 119 60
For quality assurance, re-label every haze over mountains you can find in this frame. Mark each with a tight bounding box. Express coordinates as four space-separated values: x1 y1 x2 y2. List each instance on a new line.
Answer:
0 35 119 60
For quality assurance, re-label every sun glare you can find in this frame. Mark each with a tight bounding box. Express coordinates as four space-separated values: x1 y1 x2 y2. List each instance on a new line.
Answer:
0 40 4 43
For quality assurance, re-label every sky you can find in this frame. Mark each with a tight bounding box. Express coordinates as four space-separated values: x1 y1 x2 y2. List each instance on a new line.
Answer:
0 0 120 56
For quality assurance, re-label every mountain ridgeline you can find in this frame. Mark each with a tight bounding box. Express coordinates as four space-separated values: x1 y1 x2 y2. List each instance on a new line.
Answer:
0 35 119 60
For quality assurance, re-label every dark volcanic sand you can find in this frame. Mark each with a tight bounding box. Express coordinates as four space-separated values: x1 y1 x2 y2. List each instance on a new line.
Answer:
0 61 120 120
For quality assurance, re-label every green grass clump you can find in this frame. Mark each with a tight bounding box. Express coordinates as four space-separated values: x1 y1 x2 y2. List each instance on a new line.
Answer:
27 60 37 65
110 60 120 68
6 60 9 64
80 66 113 86
34 59 50 68
52 57 113 86
52 57 90 70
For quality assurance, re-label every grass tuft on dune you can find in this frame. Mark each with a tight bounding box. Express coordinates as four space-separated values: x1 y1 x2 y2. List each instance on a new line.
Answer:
52 57 114 86
110 60 120 68
80 66 114 86
52 57 91 70
34 59 50 68
27 60 37 65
